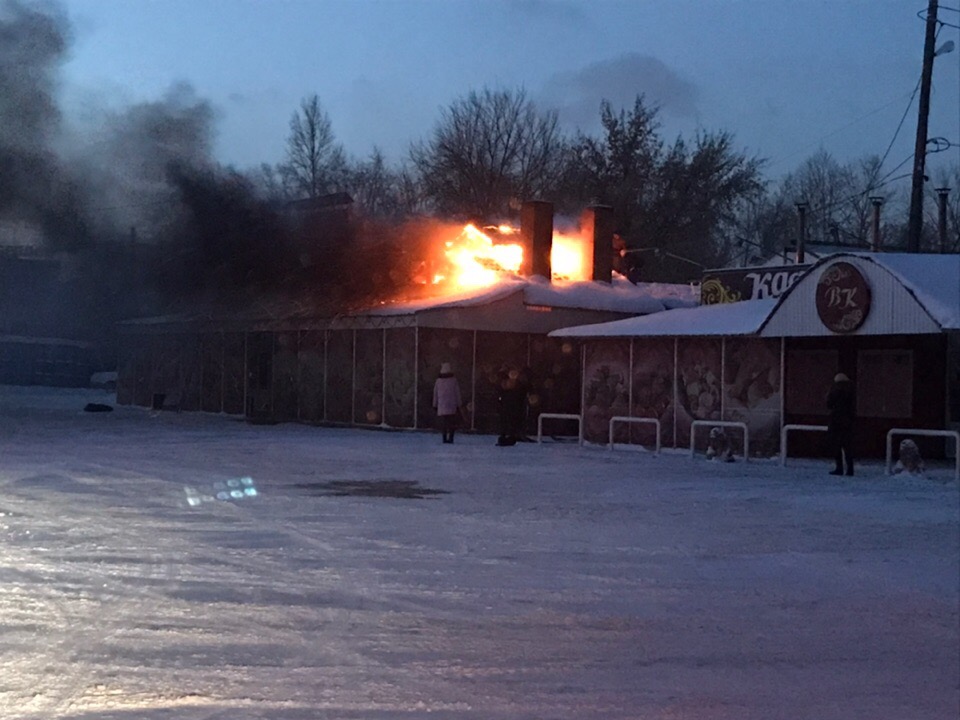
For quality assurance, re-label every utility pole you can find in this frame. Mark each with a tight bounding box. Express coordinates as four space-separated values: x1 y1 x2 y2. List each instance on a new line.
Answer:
907 0 939 252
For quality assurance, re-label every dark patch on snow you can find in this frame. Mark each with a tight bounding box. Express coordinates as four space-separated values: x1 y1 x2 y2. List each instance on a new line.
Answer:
83 402 114 412
294 479 450 500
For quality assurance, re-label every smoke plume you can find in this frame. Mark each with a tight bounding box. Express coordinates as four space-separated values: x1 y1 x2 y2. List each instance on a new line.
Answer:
67 82 215 243
0 0 92 249
0 0 401 321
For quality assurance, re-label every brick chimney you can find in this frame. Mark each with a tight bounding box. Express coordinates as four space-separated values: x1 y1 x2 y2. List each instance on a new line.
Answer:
520 200 553 279
581 205 614 283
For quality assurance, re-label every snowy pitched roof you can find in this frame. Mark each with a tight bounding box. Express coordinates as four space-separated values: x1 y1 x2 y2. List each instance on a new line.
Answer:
365 275 697 317
854 252 960 330
552 252 960 339
550 298 778 338
755 252 960 334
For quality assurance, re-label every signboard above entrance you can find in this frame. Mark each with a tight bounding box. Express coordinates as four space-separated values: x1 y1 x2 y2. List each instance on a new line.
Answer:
701 266 810 305
815 261 871 333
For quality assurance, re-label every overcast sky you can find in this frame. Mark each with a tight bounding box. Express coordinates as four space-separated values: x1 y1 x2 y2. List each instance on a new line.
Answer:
58 0 960 182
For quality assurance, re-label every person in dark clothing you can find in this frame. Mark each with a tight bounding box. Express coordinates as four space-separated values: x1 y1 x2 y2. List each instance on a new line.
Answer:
826 372 855 476
496 367 529 446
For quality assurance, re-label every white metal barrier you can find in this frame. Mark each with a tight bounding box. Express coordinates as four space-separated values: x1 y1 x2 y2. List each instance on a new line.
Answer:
779 424 827 466
537 413 582 444
608 416 661 455
690 420 749 461
885 428 960 482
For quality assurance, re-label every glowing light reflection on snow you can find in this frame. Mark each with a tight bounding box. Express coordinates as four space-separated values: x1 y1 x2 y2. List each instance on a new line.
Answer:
184 477 257 506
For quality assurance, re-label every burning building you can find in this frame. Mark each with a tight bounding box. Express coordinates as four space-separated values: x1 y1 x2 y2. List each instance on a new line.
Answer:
116 202 696 434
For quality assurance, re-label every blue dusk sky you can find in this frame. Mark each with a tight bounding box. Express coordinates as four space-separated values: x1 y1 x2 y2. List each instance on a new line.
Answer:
57 0 960 180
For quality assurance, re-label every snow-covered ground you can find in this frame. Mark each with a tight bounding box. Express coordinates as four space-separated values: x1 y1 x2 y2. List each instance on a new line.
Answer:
0 385 957 720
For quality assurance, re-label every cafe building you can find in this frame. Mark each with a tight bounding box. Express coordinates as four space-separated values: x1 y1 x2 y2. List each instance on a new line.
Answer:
551 252 960 460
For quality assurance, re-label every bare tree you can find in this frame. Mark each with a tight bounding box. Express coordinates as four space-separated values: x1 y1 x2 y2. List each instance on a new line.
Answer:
247 162 287 203
783 150 858 245
929 164 960 251
771 151 902 250
281 94 346 199
348 147 399 218
410 87 566 219
565 96 762 281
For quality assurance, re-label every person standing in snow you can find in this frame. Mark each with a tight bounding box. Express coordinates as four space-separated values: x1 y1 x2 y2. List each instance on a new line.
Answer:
826 372 855 476
433 362 463 444
496 366 530 446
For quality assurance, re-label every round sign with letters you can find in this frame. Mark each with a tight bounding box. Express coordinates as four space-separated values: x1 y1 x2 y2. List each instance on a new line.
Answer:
815 261 871 333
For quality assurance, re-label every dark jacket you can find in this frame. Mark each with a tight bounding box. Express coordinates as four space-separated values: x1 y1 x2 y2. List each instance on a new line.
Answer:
826 379 855 433
497 373 528 435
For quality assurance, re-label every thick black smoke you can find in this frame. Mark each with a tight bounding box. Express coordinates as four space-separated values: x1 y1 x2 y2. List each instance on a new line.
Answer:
159 164 399 313
68 82 215 244
157 164 297 305
0 0 92 249
0 0 218 252
0 0 394 321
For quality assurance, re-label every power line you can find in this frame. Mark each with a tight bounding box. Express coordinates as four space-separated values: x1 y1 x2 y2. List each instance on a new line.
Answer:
787 14 958 229
766 90 919 171
877 153 916 187
792 160 913 229
920 4 960 28
864 78 921 193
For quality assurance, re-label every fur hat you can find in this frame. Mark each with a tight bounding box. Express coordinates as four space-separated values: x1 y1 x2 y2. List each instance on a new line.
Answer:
440 362 452 375
834 373 850 383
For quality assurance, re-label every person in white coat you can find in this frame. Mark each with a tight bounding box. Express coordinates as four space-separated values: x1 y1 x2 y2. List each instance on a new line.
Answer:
432 362 463 444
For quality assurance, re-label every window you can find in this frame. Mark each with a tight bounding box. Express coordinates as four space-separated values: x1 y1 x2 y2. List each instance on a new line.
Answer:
856 350 912 418
786 349 838 415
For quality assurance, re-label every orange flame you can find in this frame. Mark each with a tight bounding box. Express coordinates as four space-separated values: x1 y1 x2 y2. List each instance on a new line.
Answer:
443 224 523 288
427 223 590 293
551 230 592 281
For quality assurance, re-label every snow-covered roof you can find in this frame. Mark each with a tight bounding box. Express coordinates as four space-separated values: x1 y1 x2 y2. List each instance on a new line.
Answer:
858 253 960 330
550 298 778 338
116 276 698 331
553 252 960 339
365 275 697 317
755 252 960 335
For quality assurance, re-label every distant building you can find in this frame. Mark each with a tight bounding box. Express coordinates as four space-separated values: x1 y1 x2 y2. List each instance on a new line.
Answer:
0 248 97 386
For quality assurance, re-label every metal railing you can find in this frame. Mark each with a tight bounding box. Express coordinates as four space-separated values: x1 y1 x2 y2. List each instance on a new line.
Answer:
779 424 828 466
885 428 960 482
536 413 582 445
608 416 661 455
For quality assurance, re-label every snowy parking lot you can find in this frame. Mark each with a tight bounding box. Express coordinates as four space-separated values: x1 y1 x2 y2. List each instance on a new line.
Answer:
0 385 957 719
